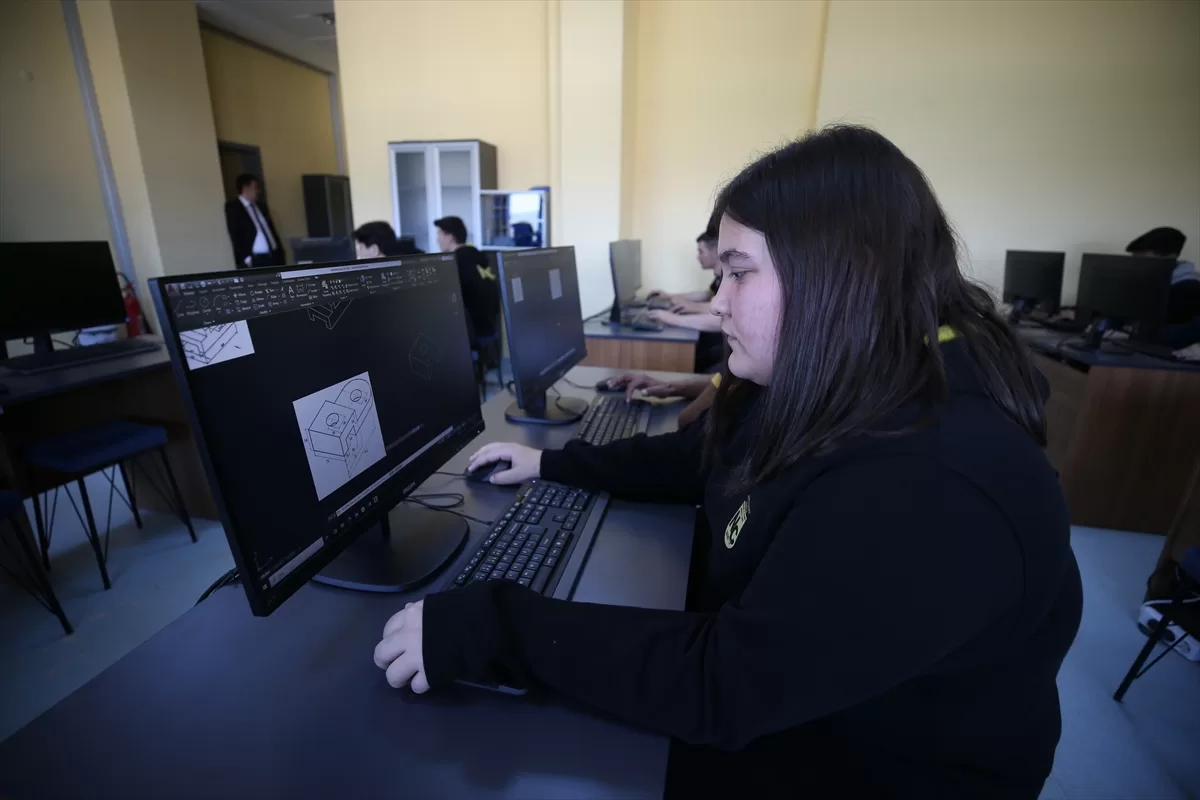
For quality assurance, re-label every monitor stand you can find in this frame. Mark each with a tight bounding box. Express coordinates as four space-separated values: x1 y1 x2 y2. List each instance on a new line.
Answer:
504 392 587 425
313 503 468 593
1007 298 1034 325
1080 317 1114 350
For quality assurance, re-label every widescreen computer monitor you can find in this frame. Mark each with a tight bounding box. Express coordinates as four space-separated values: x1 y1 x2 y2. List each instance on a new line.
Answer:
607 239 642 323
497 247 588 425
1003 250 1065 322
289 237 354 265
150 254 483 616
0 241 127 352
1075 253 1175 347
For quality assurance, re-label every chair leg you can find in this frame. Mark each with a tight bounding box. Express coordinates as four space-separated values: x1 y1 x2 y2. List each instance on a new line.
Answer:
158 448 196 543
75 479 112 590
118 461 143 530
1114 593 1183 702
6 516 72 635
30 491 51 571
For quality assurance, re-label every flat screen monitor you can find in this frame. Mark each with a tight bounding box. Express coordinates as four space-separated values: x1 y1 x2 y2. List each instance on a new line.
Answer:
289 237 354 265
150 254 483 615
607 240 642 323
0 241 126 348
1003 250 1065 321
1075 253 1175 346
496 247 588 425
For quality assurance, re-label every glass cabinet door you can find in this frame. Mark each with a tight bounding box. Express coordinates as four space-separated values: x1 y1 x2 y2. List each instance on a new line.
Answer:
436 145 475 243
391 147 430 252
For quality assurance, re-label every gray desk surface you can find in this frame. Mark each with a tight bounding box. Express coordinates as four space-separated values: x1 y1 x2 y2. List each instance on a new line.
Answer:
0 336 169 407
1016 324 1200 373
0 365 696 800
583 317 700 343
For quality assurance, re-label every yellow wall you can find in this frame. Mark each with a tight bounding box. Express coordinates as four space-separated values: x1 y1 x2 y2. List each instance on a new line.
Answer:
818 0 1200 302
201 28 339 255
629 0 827 293
335 0 550 228
0 0 109 242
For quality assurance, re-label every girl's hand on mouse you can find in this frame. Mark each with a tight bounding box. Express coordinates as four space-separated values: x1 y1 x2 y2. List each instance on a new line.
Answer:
467 442 541 485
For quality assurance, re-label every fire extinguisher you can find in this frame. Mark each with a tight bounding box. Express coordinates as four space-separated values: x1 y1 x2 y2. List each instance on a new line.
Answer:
123 278 144 337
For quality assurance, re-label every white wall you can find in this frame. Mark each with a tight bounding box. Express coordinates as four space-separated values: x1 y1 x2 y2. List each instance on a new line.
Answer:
818 0 1200 303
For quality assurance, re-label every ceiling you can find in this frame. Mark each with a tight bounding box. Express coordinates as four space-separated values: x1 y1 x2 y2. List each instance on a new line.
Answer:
195 0 339 74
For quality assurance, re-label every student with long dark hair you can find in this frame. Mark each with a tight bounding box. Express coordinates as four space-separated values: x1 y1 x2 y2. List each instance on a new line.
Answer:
374 126 1083 797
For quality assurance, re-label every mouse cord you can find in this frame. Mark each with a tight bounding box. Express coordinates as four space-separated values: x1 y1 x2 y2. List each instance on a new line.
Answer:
195 567 240 606
405 494 495 526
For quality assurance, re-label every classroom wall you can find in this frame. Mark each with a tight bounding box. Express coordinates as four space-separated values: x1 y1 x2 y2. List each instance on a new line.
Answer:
0 0 109 242
335 0 550 230
629 0 826 293
817 0 1200 303
200 28 339 255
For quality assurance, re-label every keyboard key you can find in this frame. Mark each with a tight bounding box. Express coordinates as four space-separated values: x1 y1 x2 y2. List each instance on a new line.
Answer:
552 513 567 523
518 578 532 587
550 547 562 558
521 567 537 580
562 522 576 531
489 568 506 579
544 556 558 568
505 569 520 581
531 564 553 594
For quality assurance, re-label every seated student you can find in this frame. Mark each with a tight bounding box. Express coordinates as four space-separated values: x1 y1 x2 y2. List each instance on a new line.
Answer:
1126 227 1200 348
602 372 720 427
374 126 1082 798
648 229 721 307
353 221 422 258
435 216 500 341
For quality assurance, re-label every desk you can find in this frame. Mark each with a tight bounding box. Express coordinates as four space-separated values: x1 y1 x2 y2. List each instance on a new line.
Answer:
1018 325 1200 534
581 318 699 372
0 337 216 518
0 365 696 800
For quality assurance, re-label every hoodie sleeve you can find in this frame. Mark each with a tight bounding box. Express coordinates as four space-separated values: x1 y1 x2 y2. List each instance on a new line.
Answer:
539 417 706 505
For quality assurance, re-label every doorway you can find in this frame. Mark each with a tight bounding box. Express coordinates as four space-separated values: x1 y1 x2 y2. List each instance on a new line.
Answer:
217 141 265 203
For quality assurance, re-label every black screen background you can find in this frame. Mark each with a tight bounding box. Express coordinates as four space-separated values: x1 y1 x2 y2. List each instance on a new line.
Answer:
176 262 480 600
498 248 586 407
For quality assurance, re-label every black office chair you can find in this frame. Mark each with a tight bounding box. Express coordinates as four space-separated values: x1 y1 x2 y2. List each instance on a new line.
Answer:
471 311 504 403
1113 546 1200 702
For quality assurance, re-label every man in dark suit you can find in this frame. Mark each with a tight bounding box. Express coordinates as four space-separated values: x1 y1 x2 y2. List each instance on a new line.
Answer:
224 173 284 268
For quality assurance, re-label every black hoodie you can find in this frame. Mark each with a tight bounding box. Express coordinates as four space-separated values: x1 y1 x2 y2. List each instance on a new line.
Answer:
454 245 500 341
424 340 1082 798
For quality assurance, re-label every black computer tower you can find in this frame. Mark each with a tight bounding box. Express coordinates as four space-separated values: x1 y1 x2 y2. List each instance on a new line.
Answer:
303 174 353 239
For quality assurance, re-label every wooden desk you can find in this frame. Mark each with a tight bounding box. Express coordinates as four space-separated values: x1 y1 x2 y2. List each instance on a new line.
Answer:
0 338 217 519
1020 326 1200 534
580 318 699 373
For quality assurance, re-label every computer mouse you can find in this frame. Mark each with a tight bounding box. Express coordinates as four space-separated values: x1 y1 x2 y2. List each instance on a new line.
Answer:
594 379 623 393
466 460 510 483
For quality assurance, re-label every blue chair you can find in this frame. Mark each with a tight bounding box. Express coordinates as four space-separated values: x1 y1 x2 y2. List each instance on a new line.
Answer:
0 489 72 634
1114 546 1200 701
24 421 196 590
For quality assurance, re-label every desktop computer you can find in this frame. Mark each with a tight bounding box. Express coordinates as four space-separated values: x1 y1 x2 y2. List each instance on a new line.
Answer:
1003 250 1065 323
0 241 158 372
1075 253 1176 348
151 253 487 615
496 247 590 425
607 240 642 324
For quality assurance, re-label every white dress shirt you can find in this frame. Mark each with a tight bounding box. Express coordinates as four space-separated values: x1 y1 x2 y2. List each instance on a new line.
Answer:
238 195 277 264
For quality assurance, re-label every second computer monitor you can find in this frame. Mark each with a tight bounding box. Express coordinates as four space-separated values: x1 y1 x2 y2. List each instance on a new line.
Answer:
497 247 588 425
1076 253 1175 344
607 240 642 323
1003 250 1065 321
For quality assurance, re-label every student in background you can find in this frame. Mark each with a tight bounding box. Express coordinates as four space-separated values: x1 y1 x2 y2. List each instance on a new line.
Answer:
1126 227 1200 346
353 221 423 258
377 126 1082 797
646 229 724 370
224 174 284 269
648 230 721 308
600 372 720 427
436 216 500 341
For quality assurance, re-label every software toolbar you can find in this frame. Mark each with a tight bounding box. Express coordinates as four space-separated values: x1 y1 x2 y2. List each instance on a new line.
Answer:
164 257 451 331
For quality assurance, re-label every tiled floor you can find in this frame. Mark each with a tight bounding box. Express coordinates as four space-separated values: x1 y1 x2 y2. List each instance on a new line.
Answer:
1 474 1198 797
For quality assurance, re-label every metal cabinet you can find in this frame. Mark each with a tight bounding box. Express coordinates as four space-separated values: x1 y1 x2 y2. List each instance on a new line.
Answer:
387 140 497 252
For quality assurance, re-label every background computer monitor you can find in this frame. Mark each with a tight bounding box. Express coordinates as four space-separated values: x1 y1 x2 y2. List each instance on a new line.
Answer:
0 241 127 352
497 247 588 425
1003 250 1065 321
151 253 483 616
1075 253 1175 347
288 237 354 265
607 239 642 323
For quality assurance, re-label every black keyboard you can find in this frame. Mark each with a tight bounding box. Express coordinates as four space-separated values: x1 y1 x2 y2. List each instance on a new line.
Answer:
620 310 665 332
3 339 160 375
450 480 608 597
573 395 650 446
